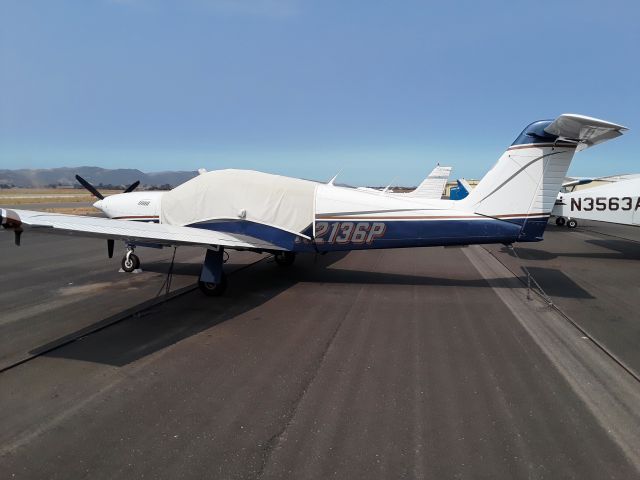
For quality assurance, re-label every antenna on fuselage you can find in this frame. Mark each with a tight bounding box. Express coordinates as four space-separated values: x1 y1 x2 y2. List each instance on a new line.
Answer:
382 177 397 194
328 169 343 186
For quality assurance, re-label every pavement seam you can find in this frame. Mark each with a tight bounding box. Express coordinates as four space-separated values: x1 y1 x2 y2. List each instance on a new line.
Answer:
255 261 376 480
481 245 640 384
464 245 640 473
254 294 356 479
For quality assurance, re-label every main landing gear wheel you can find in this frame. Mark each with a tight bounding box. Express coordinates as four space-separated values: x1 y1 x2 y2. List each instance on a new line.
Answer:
121 253 140 273
567 219 578 229
198 272 227 296
555 217 566 226
274 252 296 267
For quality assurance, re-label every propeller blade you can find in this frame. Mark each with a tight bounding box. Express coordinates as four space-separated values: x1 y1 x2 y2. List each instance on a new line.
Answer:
75 175 104 200
107 239 114 259
123 180 140 193
14 230 22 246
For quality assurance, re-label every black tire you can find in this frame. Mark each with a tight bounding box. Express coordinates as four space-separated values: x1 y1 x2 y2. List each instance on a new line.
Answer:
274 252 296 267
198 272 227 297
555 217 566 226
121 253 140 273
567 219 578 229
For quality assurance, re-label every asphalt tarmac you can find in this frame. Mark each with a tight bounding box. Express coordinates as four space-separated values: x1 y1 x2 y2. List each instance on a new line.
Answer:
0 229 261 370
485 221 640 377
1 225 639 479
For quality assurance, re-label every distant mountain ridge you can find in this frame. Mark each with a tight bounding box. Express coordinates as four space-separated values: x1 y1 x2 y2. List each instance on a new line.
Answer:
0 167 198 188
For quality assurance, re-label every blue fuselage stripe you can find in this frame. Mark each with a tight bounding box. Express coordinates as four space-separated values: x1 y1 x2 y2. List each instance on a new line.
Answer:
189 216 550 252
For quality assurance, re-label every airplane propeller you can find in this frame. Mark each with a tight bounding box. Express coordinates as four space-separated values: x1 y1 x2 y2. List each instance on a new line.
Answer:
75 175 140 199
75 175 104 200
123 181 140 193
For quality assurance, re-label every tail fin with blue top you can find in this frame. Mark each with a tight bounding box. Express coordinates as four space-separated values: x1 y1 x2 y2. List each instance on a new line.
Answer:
456 114 627 241
450 178 472 200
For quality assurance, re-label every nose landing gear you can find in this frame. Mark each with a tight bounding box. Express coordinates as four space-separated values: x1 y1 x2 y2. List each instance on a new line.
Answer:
121 246 141 273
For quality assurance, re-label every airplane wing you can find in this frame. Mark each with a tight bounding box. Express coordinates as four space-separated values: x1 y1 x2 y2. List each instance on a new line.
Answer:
0 208 289 251
562 178 593 189
407 165 452 199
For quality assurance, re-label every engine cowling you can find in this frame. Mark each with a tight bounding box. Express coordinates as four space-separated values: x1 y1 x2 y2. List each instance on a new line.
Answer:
0 208 23 230
0 209 24 245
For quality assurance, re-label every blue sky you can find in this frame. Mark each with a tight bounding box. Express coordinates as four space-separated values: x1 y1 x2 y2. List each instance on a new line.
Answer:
1 0 639 185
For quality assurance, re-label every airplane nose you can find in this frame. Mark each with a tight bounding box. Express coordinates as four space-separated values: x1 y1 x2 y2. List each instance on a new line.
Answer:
93 200 104 210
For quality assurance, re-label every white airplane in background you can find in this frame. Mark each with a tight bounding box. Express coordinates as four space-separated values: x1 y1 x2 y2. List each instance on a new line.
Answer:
356 165 452 198
449 178 474 200
553 177 640 228
0 114 627 296
399 165 452 199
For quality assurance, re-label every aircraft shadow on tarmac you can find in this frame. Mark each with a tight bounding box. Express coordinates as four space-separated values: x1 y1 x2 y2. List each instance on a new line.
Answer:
142 260 202 276
519 267 594 299
34 251 519 367
506 240 640 262
495 246 597 299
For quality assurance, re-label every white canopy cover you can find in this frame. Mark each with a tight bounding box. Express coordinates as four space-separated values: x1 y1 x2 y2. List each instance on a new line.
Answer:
160 169 318 234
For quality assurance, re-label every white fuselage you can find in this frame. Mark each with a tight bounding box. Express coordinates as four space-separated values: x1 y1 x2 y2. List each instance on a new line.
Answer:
552 178 640 226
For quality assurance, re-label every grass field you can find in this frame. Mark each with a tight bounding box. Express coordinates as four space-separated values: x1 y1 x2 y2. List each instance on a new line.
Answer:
0 188 87 196
0 188 121 205
40 207 98 216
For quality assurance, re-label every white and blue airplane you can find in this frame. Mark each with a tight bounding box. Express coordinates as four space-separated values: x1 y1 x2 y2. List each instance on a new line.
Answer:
0 114 627 296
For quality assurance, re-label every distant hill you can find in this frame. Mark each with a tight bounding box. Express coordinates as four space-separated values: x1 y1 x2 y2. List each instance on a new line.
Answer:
0 167 198 188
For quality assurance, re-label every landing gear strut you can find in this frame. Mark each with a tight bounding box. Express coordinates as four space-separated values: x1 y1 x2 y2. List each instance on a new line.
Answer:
121 246 141 273
274 252 296 267
198 248 227 296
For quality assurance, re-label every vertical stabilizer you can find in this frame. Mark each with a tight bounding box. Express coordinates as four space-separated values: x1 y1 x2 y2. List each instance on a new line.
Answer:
458 114 627 240
406 165 452 199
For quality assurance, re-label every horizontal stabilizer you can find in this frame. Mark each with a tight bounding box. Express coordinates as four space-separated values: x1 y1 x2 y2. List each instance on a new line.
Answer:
544 114 628 151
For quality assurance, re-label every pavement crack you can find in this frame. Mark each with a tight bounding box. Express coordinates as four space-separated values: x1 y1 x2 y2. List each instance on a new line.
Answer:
255 283 367 480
